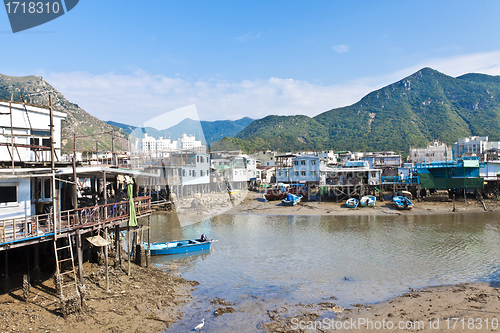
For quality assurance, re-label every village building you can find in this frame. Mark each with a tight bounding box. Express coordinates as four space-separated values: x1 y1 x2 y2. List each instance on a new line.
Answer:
408 141 453 164
453 136 500 160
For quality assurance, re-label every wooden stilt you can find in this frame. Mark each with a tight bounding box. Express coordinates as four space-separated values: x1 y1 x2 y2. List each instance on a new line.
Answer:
104 227 109 291
127 225 131 276
115 224 121 267
76 229 84 285
147 215 151 267
34 243 41 283
4 249 9 291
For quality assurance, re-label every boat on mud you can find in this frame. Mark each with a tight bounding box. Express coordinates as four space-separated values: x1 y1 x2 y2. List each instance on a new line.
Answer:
346 198 359 208
393 196 413 210
359 195 376 207
282 193 302 206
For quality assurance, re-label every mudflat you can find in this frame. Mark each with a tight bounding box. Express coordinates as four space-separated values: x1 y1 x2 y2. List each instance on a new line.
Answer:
0 261 196 333
227 190 500 216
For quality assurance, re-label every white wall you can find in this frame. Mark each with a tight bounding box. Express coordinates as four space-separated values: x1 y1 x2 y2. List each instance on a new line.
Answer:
0 178 31 219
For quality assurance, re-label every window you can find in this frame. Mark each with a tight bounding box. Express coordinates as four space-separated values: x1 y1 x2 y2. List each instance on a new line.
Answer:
30 138 40 150
0 186 17 203
301 171 306 176
294 171 299 176
183 170 187 177
42 138 50 147
311 171 316 176
278 171 282 176
300 160 306 165
44 179 51 199
197 156 199 162
193 171 196 177
293 161 298 165
189 170 192 176
311 160 316 165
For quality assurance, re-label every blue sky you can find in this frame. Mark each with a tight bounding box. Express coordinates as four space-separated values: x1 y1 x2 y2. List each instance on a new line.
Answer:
2 1 500 128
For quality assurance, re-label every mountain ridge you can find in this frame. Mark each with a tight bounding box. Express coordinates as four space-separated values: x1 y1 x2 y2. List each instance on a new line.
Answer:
106 117 254 146
216 67 500 153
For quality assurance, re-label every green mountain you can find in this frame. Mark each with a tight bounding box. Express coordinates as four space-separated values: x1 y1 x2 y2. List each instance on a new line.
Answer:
0 74 129 152
213 68 500 153
106 117 254 146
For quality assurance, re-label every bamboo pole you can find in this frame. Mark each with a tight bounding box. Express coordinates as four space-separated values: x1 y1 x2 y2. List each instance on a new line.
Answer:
104 227 109 291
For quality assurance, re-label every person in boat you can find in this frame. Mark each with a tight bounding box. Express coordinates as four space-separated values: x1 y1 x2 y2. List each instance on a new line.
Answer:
200 234 208 242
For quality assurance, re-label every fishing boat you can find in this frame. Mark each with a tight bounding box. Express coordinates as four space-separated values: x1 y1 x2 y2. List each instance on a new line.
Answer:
281 193 302 206
144 234 214 255
346 198 359 208
264 183 288 201
359 195 376 207
264 189 286 201
393 196 413 210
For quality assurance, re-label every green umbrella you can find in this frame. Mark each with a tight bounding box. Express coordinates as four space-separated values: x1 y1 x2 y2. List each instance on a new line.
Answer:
127 177 137 227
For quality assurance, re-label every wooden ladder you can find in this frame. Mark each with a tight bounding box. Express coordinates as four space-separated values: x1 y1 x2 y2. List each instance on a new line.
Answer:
54 234 78 297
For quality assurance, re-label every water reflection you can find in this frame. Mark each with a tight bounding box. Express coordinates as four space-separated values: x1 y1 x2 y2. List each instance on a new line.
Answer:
148 212 500 332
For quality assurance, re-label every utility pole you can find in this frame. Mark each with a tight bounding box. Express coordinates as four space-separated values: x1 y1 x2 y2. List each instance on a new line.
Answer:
9 93 14 173
112 131 116 166
49 95 58 236
73 134 78 210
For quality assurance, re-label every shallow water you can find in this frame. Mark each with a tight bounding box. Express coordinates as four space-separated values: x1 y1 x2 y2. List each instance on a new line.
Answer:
148 212 500 332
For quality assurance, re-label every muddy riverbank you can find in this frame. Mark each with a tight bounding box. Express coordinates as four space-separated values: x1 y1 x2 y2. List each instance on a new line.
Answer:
226 191 500 216
0 260 196 333
262 282 500 332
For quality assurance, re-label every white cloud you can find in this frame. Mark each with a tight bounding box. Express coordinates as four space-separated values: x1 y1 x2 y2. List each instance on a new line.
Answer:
41 50 500 128
233 32 261 43
43 70 374 126
332 44 350 53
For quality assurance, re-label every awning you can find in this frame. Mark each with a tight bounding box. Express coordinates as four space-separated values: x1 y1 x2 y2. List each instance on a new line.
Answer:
86 235 110 247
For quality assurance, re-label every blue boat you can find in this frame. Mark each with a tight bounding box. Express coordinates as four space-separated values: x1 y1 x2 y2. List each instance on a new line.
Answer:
359 195 376 207
144 235 214 255
282 193 302 206
346 198 359 208
393 196 414 210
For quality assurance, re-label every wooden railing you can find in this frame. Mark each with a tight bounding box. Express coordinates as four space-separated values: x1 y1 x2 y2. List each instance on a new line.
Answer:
0 196 151 245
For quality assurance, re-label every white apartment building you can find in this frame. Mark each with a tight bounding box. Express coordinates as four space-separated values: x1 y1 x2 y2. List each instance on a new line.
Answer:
453 136 500 158
140 133 205 154
409 141 452 164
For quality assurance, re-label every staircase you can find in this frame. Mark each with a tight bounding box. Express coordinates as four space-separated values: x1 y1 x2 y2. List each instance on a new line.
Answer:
53 234 78 297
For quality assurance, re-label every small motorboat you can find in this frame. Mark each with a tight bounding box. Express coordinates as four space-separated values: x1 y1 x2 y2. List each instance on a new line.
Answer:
281 193 302 206
346 198 359 208
144 234 214 255
264 189 286 201
359 195 376 207
393 196 413 210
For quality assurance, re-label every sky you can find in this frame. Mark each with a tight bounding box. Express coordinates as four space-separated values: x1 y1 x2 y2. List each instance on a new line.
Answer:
2 0 500 128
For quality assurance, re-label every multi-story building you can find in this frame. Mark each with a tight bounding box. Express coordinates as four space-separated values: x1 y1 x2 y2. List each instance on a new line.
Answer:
408 141 453 164
0 100 66 162
453 136 500 159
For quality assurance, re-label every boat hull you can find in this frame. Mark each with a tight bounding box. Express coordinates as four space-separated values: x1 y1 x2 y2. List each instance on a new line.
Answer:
144 239 212 255
346 198 359 208
359 196 376 207
265 191 286 201
281 194 302 206
393 196 413 210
